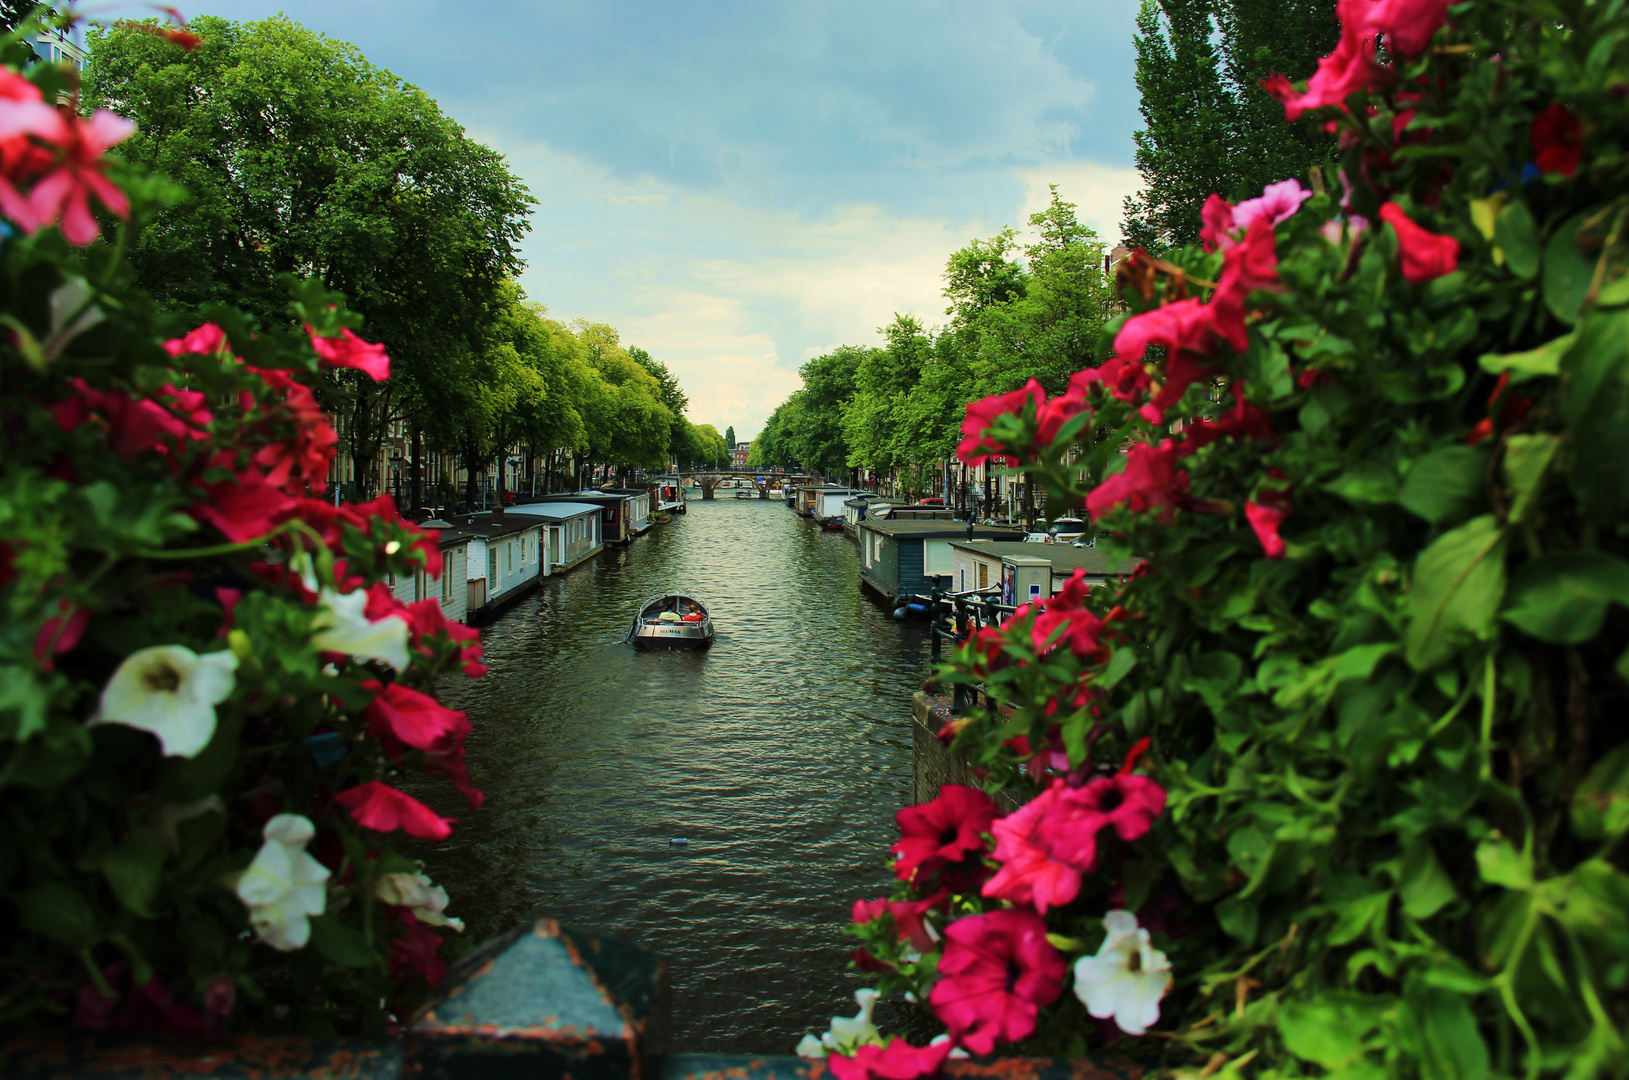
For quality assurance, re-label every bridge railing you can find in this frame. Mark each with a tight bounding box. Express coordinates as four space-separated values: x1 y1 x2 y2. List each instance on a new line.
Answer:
2 915 1141 1080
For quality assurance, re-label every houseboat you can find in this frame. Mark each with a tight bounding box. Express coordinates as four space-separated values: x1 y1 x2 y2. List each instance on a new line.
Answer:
651 474 687 514
870 504 958 522
947 541 1139 605
391 521 473 625
811 487 864 529
841 495 883 537
796 485 855 520
599 487 655 535
456 511 546 623
856 519 1026 606
515 490 647 545
505 501 605 577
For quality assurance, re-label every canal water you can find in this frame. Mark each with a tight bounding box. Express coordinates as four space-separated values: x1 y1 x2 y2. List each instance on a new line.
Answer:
427 495 931 1053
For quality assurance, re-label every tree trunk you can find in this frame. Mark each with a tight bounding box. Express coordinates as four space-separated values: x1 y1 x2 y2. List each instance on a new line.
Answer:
411 428 424 515
463 440 479 508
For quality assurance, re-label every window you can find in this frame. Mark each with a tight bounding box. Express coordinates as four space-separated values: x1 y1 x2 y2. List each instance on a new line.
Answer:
442 561 453 600
977 562 988 589
507 542 513 572
488 549 497 584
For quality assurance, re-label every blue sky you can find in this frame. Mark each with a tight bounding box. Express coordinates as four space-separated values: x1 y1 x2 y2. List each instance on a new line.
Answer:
152 1 1145 435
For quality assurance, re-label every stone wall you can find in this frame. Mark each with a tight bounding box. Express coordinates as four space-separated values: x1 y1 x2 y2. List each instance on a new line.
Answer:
910 692 1022 814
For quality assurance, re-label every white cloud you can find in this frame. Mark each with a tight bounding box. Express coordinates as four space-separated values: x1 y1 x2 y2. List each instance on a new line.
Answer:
1018 161 1144 245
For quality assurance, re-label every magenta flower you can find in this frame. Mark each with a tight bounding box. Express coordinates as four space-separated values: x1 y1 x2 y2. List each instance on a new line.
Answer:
1379 202 1460 284
1040 774 1167 867
1085 440 1188 524
332 781 454 841
364 682 472 756
982 784 1091 913
929 908 1066 1054
1246 490 1292 558
891 784 997 887
1209 222 1281 354
26 109 135 246
1029 571 1106 658
828 1038 954 1080
955 380 1045 467
306 326 391 382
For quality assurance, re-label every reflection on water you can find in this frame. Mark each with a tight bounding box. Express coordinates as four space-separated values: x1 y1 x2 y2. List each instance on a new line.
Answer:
424 497 930 1053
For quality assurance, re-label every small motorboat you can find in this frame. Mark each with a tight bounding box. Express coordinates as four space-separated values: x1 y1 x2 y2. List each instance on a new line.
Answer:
628 593 715 649
734 487 754 499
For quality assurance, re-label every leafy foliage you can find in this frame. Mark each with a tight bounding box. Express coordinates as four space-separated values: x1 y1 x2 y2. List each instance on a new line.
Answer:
840 0 1629 1074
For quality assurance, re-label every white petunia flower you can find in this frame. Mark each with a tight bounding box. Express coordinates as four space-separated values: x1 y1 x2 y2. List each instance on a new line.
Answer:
236 814 331 951
310 587 409 670
1073 910 1173 1036
795 987 882 1057
374 871 464 931
94 645 238 757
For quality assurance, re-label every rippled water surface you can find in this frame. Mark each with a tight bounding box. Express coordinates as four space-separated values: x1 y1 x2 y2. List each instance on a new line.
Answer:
428 495 930 1053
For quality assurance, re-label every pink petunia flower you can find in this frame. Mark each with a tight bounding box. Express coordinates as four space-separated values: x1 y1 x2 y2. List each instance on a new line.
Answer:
26 109 135 246
163 323 229 358
891 784 998 888
928 908 1066 1054
332 781 454 840
32 599 89 671
1208 222 1281 354
1379 202 1460 283
1029 570 1106 658
1085 440 1188 524
827 1038 955 1080
1246 490 1293 558
306 326 391 382
1039 774 1167 867
1233 179 1313 232
982 783 1092 913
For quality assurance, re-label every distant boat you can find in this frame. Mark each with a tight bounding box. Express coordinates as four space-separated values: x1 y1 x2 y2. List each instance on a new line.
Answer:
734 487 754 499
628 593 715 649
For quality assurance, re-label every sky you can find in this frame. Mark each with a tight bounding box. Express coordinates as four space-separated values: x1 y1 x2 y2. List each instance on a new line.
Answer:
153 1 1146 436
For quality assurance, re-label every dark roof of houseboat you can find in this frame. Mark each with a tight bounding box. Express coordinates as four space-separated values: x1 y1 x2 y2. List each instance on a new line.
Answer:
505 502 603 520
514 493 632 507
947 540 1140 575
451 513 545 539
859 520 1027 539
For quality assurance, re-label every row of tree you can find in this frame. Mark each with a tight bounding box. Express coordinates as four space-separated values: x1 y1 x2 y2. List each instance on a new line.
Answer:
750 0 1339 488
748 190 1115 494
85 15 724 506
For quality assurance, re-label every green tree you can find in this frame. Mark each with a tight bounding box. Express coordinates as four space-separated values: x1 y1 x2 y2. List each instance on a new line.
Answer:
724 425 735 449
573 321 673 474
1121 0 1235 250
1122 0 1339 251
790 346 867 474
84 15 534 494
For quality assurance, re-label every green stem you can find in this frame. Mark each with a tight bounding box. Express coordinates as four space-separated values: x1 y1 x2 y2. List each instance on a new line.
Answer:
137 537 270 560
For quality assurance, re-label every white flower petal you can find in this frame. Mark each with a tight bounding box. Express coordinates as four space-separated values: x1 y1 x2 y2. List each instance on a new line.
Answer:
795 1034 825 1059
1073 911 1173 1036
311 588 410 670
95 645 237 758
236 814 329 951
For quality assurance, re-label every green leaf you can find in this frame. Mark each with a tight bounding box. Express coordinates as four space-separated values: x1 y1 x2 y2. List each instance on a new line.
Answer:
1544 211 1599 325
1413 986 1490 1080
307 914 377 968
1327 888 1392 946
1279 995 1384 1069
1400 838 1459 919
1501 550 1629 643
1571 743 1629 841
15 882 98 948
101 828 168 918
1404 515 1508 670
1501 433 1559 524
1475 837 1532 890
1400 446 1489 524
1327 461 1400 505
1478 333 1573 383
1215 894 1259 945
0 664 50 741
1099 647 1137 691
1560 307 1629 525
1493 199 1539 280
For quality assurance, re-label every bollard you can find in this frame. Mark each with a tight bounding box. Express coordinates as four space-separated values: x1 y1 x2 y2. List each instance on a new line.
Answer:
408 917 669 1080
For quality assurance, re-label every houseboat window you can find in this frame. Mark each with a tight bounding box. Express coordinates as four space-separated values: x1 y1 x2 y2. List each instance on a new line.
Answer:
507 542 513 572
488 550 497 583
978 563 988 589
415 569 425 601
442 563 452 600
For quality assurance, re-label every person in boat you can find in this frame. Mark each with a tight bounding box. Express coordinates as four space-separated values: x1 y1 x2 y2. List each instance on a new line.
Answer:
657 601 684 624
682 603 703 623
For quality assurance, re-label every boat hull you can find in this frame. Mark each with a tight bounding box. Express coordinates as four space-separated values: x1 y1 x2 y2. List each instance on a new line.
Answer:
630 625 714 649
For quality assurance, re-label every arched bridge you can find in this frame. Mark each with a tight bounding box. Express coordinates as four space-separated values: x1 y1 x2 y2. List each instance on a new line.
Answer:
675 470 820 500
